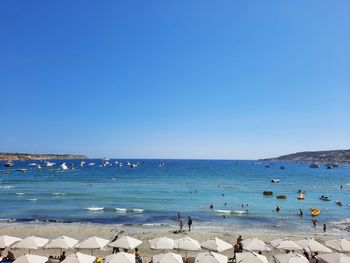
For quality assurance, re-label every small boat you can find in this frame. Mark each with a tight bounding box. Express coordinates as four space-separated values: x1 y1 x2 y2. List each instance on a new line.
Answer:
319 195 331 201
297 193 305 200
271 179 280 183
88 162 95 166
309 162 320 168
80 161 85 167
276 195 287 199
263 191 273 196
28 163 37 166
335 201 343 206
17 169 27 172
45 161 55 167
4 162 14 167
60 163 68 170
311 208 320 216
37 165 42 170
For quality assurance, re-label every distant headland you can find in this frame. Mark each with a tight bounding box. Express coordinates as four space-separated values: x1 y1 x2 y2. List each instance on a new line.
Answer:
263 149 350 163
0 152 88 161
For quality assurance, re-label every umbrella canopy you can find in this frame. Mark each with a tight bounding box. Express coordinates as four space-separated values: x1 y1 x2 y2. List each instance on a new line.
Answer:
317 253 350 263
236 252 268 263
13 255 48 263
325 239 350 253
270 239 303 251
296 238 332 253
195 251 228 263
0 235 22 249
152 252 183 263
175 237 201 251
61 252 95 263
149 237 175 250
46 236 79 249
108 236 142 250
75 236 109 249
105 252 135 263
274 253 309 263
14 236 49 250
241 238 271 252
201 238 233 252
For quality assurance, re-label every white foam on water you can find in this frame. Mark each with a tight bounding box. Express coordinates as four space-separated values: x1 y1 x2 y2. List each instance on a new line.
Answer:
116 208 127 213
86 207 104 211
53 192 66 195
16 193 25 196
133 209 144 213
28 198 37 201
214 209 232 213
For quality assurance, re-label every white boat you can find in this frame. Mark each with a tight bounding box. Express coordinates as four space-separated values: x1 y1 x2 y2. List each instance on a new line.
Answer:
80 161 85 167
37 165 42 170
28 163 37 166
271 179 280 183
45 161 55 167
4 162 14 167
60 163 68 170
88 162 95 166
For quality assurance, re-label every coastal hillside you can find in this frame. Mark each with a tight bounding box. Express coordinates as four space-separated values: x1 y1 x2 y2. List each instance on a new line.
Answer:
264 149 350 163
0 152 88 161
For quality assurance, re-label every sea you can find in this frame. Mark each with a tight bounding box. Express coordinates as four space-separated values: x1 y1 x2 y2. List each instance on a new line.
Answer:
0 159 349 234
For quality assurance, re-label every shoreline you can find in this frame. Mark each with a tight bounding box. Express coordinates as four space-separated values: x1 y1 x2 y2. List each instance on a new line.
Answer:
0 222 348 262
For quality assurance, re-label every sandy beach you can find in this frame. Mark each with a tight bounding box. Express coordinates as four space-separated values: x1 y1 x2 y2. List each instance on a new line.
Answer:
1 222 348 262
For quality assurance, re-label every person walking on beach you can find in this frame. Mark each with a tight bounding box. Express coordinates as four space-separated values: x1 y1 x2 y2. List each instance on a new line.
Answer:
177 212 181 222
111 235 119 253
188 216 193 231
323 224 327 233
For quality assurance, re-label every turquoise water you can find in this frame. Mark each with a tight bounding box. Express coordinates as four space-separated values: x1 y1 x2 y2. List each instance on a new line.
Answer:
0 159 349 232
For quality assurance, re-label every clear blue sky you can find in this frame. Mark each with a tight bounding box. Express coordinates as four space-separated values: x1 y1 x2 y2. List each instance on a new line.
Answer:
1 1 349 159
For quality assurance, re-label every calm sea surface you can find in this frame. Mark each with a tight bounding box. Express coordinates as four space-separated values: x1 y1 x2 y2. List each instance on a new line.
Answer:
0 159 349 232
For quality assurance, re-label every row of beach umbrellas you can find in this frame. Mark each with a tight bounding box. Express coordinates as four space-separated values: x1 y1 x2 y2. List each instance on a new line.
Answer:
1 235 350 253
12 250 350 263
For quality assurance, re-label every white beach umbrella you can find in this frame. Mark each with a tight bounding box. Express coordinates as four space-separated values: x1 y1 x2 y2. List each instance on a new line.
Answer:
76 236 109 249
317 253 350 263
270 238 303 251
325 239 350 252
13 254 48 263
296 238 332 253
175 237 201 251
61 252 95 263
201 238 233 252
149 237 175 250
274 253 309 263
241 238 271 252
0 235 22 248
105 252 135 263
195 251 228 263
236 252 268 263
14 236 49 252
152 252 183 263
108 235 142 250
46 236 79 249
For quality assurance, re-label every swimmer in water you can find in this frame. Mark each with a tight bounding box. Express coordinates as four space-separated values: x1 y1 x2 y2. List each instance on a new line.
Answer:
209 204 214 209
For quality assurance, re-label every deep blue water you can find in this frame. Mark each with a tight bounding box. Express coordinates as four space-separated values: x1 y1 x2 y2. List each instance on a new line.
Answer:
0 159 349 232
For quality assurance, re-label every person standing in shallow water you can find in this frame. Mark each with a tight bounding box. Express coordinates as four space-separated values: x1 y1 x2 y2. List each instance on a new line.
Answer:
179 218 183 232
188 216 193 231
323 223 327 233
